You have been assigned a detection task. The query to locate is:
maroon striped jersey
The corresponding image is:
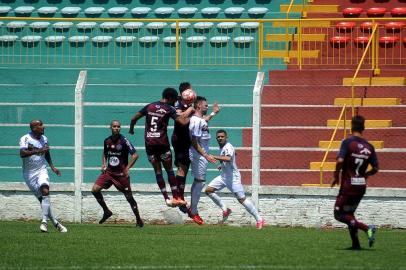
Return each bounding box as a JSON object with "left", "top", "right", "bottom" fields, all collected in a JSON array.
[{"left": 104, "top": 134, "right": 136, "bottom": 174}]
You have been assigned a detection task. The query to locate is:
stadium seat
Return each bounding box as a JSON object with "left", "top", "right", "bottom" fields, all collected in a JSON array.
[
  {"left": 37, "top": 7, "right": 58, "bottom": 16},
  {"left": 154, "top": 7, "right": 174, "bottom": 17},
  {"left": 138, "top": 36, "right": 159, "bottom": 46},
  {"left": 210, "top": 36, "right": 230, "bottom": 47},
  {"left": 115, "top": 36, "right": 136, "bottom": 43},
  {"left": 201, "top": 7, "right": 221, "bottom": 17},
  {"left": 329, "top": 36, "right": 350, "bottom": 47},
  {"left": 0, "top": 35, "right": 18, "bottom": 42},
  {"left": 29, "top": 22, "right": 50, "bottom": 31},
  {"left": 217, "top": 22, "right": 238, "bottom": 33},
  {"left": 7, "top": 21, "right": 27, "bottom": 31},
  {"left": 61, "top": 7, "right": 81, "bottom": 17},
  {"left": 44, "top": 35, "right": 66, "bottom": 44},
  {"left": 342, "top": 7, "right": 363, "bottom": 17},
  {"left": 53, "top": 22, "right": 74, "bottom": 31},
  {"left": 224, "top": 7, "right": 245, "bottom": 18},
  {"left": 131, "top": 7, "right": 151, "bottom": 17},
  {"left": 403, "top": 37, "right": 406, "bottom": 44},
  {"left": 21, "top": 35, "right": 42, "bottom": 43},
  {"left": 186, "top": 36, "right": 207, "bottom": 45},
  {"left": 233, "top": 36, "right": 255, "bottom": 48},
  {"left": 354, "top": 36, "right": 370, "bottom": 47},
  {"left": 99, "top": 22, "right": 121, "bottom": 31},
  {"left": 335, "top": 21, "right": 356, "bottom": 32},
  {"left": 123, "top": 22, "right": 144, "bottom": 31},
  {"left": 391, "top": 7, "right": 406, "bottom": 17},
  {"left": 379, "top": 36, "right": 399, "bottom": 47},
  {"left": 360, "top": 21, "right": 374, "bottom": 32},
  {"left": 108, "top": 7, "right": 128, "bottom": 17},
  {"left": 0, "top": 6, "right": 12, "bottom": 14},
  {"left": 85, "top": 7, "right": 105, "bottom": 16},
  {"left": 240, "top": 22, "right": 259, "bottom": 32},
  {"left": 177, "top": 7, "right": 198, "bottom": 17},
  {"left": 193, "top": 22, "right": 214, "bottom": 33},
  {"left": 77, "top": 22, "right": 97, "bottom": 31},
  {"left": 170, "top": 22, "right": 191, "bottom": 30},
  {"left": 385, "top": 22, "right": 405, "bottom": 32},
  {"left": 92, "top": 36, "right": 113, "bottom": 46},
  {"left": 68, "top": 36, "right": 90, "bottom": 44},
  {"left": 248, "top": 7, "right": 268, "bottom": 18},
  {"left": 163, "top": 36, "right": 182, "bottom": 45},
  {"left": 14, "top": 6, "right": 35, "bottom": 15},
  {"left": 367, "top": 7, "right": 386, "bottom": 17},
  {"left": 146, "top": 22, "right": 167, "bottom": 34}
]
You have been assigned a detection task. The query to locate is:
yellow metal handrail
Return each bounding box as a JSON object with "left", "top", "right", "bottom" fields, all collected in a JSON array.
[
  {"left": 284, "top": 0, "right": 296, "bottom": 62},
  {"left": 319, "top": 104, "right": 347, "bottom": 185},
  {"left": 350, "top": 23, "right": 379, "bottom": 116}
]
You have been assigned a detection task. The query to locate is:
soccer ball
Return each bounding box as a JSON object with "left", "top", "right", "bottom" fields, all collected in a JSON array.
[{"left": 181, "top": 89, "right": 196, "bottom": 105}]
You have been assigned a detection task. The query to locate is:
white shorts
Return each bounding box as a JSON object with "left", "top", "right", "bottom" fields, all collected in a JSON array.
[
  {"left": 190, "top": 153, "right": 208, "bottom": 181},
  {"left": 208, "top": 175, "right": 245, "bottom": 199},
  {"left": 24, "top": 169, "right": 50, "bottom": 198}
]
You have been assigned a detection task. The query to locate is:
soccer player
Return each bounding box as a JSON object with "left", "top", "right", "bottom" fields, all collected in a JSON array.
[
  {"left": 205, "top": 130, "right": 265, "bottom": 229},
  {"left": 331, "top": 115, "right": 379, "bottom": 249},
  {"left": 92, "top": 120, "right": 144, "bottom": 227},
  {"left": 172, "top": 82, "right": 220, "bottom": 213},
  {"left": 188, "top": 96, "right": 217, "bottom": 225},
  {"left": 129, "top": 87, "right": 193, "bottom": 207},
  {"left": 19, "top": 119, "right": 67, "bottom": 233}
]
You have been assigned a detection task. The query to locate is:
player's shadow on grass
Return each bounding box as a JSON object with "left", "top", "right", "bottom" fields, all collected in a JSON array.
[{"left": 337, "top": 247, "right": 375, "bottom": 251}]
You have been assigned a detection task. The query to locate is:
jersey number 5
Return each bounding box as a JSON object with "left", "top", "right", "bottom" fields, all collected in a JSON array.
[{"left": 150, "top": 116, "right": 158, "bottom": 132}]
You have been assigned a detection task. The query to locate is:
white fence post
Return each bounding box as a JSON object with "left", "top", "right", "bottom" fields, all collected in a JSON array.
[
  {"left": 74, "top": 70, "right": 87, "bottom": 223},
  {"left": 252, "top": 72, "right": 264, "bottom": 210}
]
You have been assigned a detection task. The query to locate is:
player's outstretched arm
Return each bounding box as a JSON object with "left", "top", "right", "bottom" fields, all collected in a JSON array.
[
  {"left": 213, "top": 155, "right": 231, "bottom": 162},
  {"left": 176, "top": 106, "right": 194, "bottom": 125},
  {"left": 204, "top": 102, "right": 220, "bottom": 122},
  {"left": 129, "top": 112, "right": 143, "bottom": 135}
]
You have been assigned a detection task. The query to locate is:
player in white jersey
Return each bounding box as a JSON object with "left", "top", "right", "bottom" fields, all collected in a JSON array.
[
  {"left": 205, "top": 130, "right": 265, "bottom": 229},
  {"left": 188, "top": 96, "right": 216, "bottom": 225},
  {"left": 19, "top": 119, "right": 67, "bottom": 233}
]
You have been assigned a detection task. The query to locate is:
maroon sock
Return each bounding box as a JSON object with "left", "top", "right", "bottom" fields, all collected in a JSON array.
[
  {"left": 341, "top": 213, "right": 369, "bottom": 232},
  {"left": 167, "top": 171, "right": 180, "bottom": 199},
  {"left": 176, "top": 175, "right": 186, "bottom": 200},
  {"left": 155, "top": 174, "right": 169, "bottom": 201}
]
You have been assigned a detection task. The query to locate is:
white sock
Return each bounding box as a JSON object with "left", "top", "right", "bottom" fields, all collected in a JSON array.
[
  {"left": 190, "top": 180, "right": 205, "bottom": 215},
  {"left": 242, "top": 199, "right": 261, "bottom": 222},
  {"left": 207, "top": 192, "right": 227, "bottom": 212},
  {"left": 41, "top": 196, "right": 58, "bottom": 226}
]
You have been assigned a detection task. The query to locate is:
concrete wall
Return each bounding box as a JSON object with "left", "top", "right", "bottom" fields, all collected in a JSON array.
[{"left": 1, "top": 183, "right": 405, "bottom": 228}]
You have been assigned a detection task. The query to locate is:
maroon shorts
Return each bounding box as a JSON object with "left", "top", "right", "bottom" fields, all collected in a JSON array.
[
  {"left": 145, "top": 144, "right": 172, "bottom": 163},
  {"left": 95, "top": 171, "right": 131, "bottom": 193},
  {"left": 334, "top": 191, "right": 365, "bottom": 214}
]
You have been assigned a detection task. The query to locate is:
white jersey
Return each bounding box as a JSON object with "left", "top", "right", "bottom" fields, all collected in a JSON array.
[
  {"left": 189, "top": 115, "right": 211, "bottom": 155},
  {"left": 19, "top": 133, "right": 48, "bottom": 176},
  {"left": 219, "top": 142, "right": 241, "bottom": 180}
]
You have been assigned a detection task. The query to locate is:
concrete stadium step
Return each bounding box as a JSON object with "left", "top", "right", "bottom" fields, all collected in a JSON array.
[
  {"left": 343, "top": 77, "right": 405, "bottom": 86},
  {"left": 242, "top": 128, "right": 406, "bottom": 148},
  {"left": 318, "top": 140, "right": 384, "bottom": 149},
  {"left": 242, "top": 170, "right": 406, "bottom": 188},
  {"left": 262, "top": 86, "right": 406, "bottom": 105},
  {"left": 236, "top": 149, "right": 406, "bottom": 170},
  {"left": 260, "top": 106, "right": 406, "bottom": 126},
  {"left": 327, "top": 119, "right": 392, "bottom": 128},
  {"left": 334, "top": 98, "right": 401, "bottom": 106},
  {"left": 262, "top": 50, "right": 320, "bottom": 59}
]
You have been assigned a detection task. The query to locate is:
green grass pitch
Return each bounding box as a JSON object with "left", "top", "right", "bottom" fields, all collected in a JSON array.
[{"left": 0, "top": 221, "right": 405, "bottom": 270}]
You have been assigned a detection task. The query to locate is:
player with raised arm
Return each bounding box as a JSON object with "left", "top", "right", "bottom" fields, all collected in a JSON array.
[
  {"left": 19, "top": 119, "right": 67, "bottom": 233},
  {"left": 188, "top": 96, "right": 217, "bottom": 225},
  {"left": 91, "top": 120, "right": 144, "bottom": 227},
  {"left": 129, "top": 87, "right": 193, "bottom": 207},
  {"left": 205, "top": 130, "right": 265, "bottom": 229},
  {"left": 331, "top": 115, "right": 379, "bottom": 250}
]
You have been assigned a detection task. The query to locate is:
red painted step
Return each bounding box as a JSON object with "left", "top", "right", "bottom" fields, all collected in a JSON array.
[
  {"left": 240, "top": 171, "right": 406, "bottom": 188},
  {"left": 242, "top": 128, "right": 406, "bottom": 148},
  {"left": 260, "top": 106, "right": 406, "bottom": 126},
  {"left": 262, "top": 86, "right": 406, "bottom": 105}
]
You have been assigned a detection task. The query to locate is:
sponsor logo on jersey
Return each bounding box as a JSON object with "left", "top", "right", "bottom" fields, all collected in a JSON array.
[{"left": 147, "top": 132, "right": 161, "bottom": 138}]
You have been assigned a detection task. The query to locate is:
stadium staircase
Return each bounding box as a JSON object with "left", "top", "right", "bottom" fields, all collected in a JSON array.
[{"left": 240, "top": 0, "right": 406, "bottom": 188}]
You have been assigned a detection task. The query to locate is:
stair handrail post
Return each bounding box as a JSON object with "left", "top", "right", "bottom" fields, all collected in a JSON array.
[
  {"left": 320, "top": 104, "right": 346, "bottom": 186},
  {"left": 175, "top": 20, "right": 180, "bottom": 70}
]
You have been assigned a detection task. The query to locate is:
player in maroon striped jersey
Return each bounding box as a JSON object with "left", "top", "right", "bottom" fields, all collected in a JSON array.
[
  {"left": 92, "top": 120, "right": 143, "bottom": 227},
  {"left": 331, "top": 115, "right": 379, "bottom": 249},
  {"left": 129, "top": 87, "right": 193, "bottom": 207}
]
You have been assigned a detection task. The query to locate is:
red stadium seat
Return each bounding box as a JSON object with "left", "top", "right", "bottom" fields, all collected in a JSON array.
[
  {"left": 385, "top": 22, "right": 405, "bottom": 32},
  {"left": 342, "top": 7, "right": 363, "bottom": 17},
  {"left": 330, "top": 36, "right": 350, "bottom": 48},
  {"left": 391, "top": 7, "right": 406, "bottom": 17},
  {"left": 403, "top": 37, "right": 406, "bottom": 44},
  {"left": 336, "top": 21, "right": 356, "bottom": 32},
  {"left": 354, "top": 36, "right": 371, "bottom": 46},
  {"left": 379, "top": 36, "right": 399, "bottom": 47},
  {"left": 367, "top": 7, "right": 387, "bottom": 17}
]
